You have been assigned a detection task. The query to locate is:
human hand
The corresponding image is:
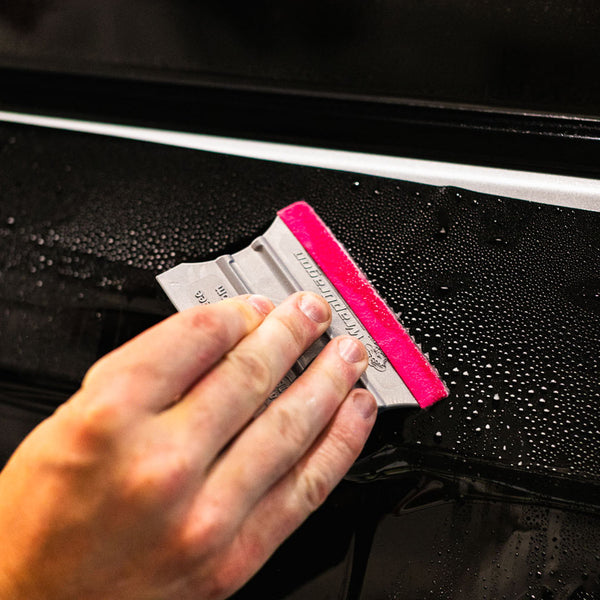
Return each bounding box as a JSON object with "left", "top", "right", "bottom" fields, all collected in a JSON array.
[{"left": 0, "top": 292, "right": 376, "bottom": 599}]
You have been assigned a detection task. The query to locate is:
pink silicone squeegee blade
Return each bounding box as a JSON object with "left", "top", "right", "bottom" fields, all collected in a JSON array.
[{"left": 278, "top": 201, "right": 448, "bottom": 408}]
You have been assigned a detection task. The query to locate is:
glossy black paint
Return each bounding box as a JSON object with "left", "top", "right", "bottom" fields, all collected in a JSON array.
[{"left": 1, "top": 123, "right": 598, "bottom": 598}]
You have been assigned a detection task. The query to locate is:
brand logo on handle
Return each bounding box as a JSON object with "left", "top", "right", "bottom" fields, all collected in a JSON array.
[{"left": 365, "top": 342, "right": 388, "bottom": 372}]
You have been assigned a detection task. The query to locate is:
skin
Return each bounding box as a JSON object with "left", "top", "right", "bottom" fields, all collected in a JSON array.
[{"left": 0, "top": 292, "right": 376, "bottom": 600}]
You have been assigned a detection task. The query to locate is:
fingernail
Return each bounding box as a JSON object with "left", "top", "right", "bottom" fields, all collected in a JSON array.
[
  {"left": 246, "top": 294, "right": 273, "bottom": 316},
  {"left": 338, "top": 337, "right": 366, "bottom": 363},
  {"left": 299, "top": 293, "right": 330, "bottom": 323},
  {"left": 353, "top": 390, "right": 377, "bottom": 419}
]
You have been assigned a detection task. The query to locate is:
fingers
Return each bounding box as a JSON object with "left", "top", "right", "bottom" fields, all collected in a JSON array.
[
  {"left": 163, "top": 292, "right": 332, "bottom": 458},
  {"left": 193, "top": 335, "right": 369, "bottom": 532},
  {"left": 82, "top": 295, "right": 274, "bottom": 412},
  {"left": 200, "top": 388, "right": 377, "bottom": 594}
]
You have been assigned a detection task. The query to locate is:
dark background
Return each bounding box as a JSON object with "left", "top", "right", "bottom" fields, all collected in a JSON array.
[{"left": 2, "top": 2, "right": 600, "bottom": 176}]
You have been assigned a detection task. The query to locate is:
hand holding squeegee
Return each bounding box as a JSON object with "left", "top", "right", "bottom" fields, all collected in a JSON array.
[{"left": 158, "top": 201, "right": 448, "bottom": 409}]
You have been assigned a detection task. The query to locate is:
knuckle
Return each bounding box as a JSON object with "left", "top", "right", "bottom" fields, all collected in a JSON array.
[
  {"left": 235, "top": 529, "right": 265, "bottom": 567},
  {"left": 297, "top": 425, "right": 362, "bottom": 514},
  {"left": 82, "top": 352, "right": 151, "bottom": 396},
  {"left": 325, "top": 424, "right": 363, "bottom": 461},
  {"left": 274, "top": 404, "right": 310, "bottom": 449},
  {"left": 205, "top": 573, "right": 235, "bottom": 600},
  {"left": 70, "top": 396, "right": 124, "bottom": 446},
  {"left": 81, "top": 354, "right": 111, "bottom": 390},
  {"left": 69, "top": 365, "right": 153, "bottom": 449},
  {"left": 158, "top": 456, "right": 193, "bottom": 500},
  {"left": 182, "top": 503, "right": 231, "bottom": 557},
  {"left": 119, "top": 466, "right": 156, "bottom": 505},
  {"left": 120, "top": 455, "right": 190, "bottom": 507},
  {"left": 84, "top": 360, "right": 157, "bottom": 410},
  {"left": 299, "top": 467, "right": 333, "bottom": 513},
  {"left": 186, "top": 307, "right": 221, "bottom": 338},
  {"left": 207, "top": 560, "right": 248, "bottom": 600},
  {"left": 226, "top": 349, "right": 273, "bottom": 398},
  {"left": 185, "top": 308, "right": 231, "bottom": 351}
]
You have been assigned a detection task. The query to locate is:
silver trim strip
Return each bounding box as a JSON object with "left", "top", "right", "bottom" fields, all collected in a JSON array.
[{"left": 1, "top": 110, "right": 598, "bottom": 211}]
